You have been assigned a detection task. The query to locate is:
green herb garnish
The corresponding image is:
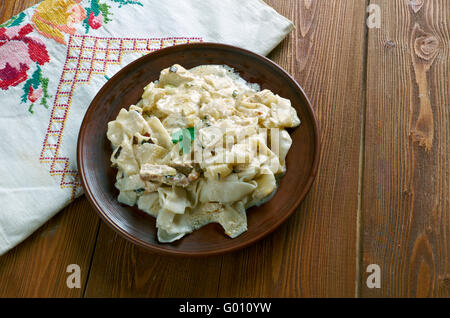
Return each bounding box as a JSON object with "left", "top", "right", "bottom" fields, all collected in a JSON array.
[
  {"left": 171, "top": 127, "right": 196, "bottom": 154},
  {"left": 134, "top": 188, "right": 145, "bottom": 194}
]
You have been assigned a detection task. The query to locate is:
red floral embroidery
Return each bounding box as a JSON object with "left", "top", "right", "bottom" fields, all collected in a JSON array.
[
  {"left": 88, "top": 11, "right": 103, "bottom": 29},
  {"left": 28, "top": 86, "right": 43, "bottom": 103},
  {"left": 0, "top": 24, "right": 50, "bottom": 90}
]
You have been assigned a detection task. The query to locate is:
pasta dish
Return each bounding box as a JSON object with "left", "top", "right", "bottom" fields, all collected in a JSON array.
[{"left": 106, "top": 64, "right": 300, "bottom": 242}]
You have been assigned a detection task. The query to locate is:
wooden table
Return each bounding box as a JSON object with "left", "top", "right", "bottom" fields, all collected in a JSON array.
[{"left": 0, "top": 0, "right": 448, "bottom": 298}]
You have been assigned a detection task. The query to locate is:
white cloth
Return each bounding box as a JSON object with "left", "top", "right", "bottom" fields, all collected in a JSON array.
[{"left": 0, "top": 0, "right": 294, "bottom": 255}]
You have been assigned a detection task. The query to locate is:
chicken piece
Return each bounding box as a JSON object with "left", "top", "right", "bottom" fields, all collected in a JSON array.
[
  {"left": 164, "top": 173, "right": 190, "bottom": 188},
  {"left": 169, "top": 162, "right": 194, "bottom": 175},
  {"left": 187, "top": 168, "right": 200, "bottom": 182},
  {"left": 140, "top": 164, "right": 177, "bottom": 183},
  {"left": 169, "top": 162, "right": 202, "bottom": 184},
  {"left": 159, "top": 64, "right": 195, "bottom": 87}
]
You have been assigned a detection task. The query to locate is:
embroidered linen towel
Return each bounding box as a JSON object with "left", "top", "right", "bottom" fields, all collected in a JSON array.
[{"left": 0, "top": 0, "right": 294, "bottom": 255}]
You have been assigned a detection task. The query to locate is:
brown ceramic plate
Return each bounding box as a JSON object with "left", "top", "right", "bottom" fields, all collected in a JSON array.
[{"left": 77, "top": 42, "right": 319, "bottom": 256}]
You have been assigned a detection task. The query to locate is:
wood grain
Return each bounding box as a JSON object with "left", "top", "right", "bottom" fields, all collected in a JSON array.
[
  {"left": 0, "top": 197, "right": 99, "bottom": 297},
  {"left": 84, "top": 225, "right": 223, "bottom": 297},
  {"left": 216, "top": 0, "right": 367, "bottom": 298},
  {"left": 362, "top": 0, "right": 449, "bottom": 297}
]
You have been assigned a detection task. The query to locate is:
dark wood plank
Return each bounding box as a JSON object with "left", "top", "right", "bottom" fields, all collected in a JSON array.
[
  {"left": 0, "top": 197, "right": 100, "bottom": 297},
  {"left": 217, "top": 0, "right": 367, "bottom": 297},
  {"left": 362, "top": 0, "right": 449, "bottom": 297},
  {"left": 84, "top": 224, "right": 222, "bottom": 297},
  {"left": 0, "top": 0, "right": 101, "bottom": 298}
]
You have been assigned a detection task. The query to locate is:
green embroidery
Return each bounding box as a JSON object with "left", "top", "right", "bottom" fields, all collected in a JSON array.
[
  {"left": 40, "top": 77, "right": 50, "bottom": 109},
  {"left": 83, "top": 8, "right": 92, "bottom": 33},
  {"left": 0, "top": 12, "right": 26, "bottom": 28},
  {"left": 21, "top": 64, "right": 51, "bottom": 114},
  {"left": 98, "top": 3, "right": 112, "bottom": 23},
  {"left": 111, "top": 0, "right": 144, "bottom": 8},
  {"left": 83, "top": 0, "right": 142, "bottom": 34}
]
